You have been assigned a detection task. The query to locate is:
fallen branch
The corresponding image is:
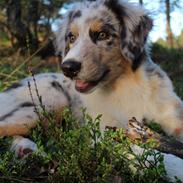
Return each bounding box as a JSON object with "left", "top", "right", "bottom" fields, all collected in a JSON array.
[{"left": 126, "top": 117, "right": 183, "bottom": 159}]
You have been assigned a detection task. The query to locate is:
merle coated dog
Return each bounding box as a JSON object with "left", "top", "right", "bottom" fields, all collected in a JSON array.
[{"left": 0, "top": 2, "right": 183, "bottom": 179}]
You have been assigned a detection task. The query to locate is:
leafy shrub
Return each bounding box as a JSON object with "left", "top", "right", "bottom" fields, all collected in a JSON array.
[
  {"left": 0, "top": 107, "right": 181, "bottom": 183},
  {"left": 152, "top": 43, "right": 183, "bottom": 99}
]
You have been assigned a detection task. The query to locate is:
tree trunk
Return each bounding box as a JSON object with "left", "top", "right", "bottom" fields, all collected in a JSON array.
[
  {"left": 165, "top": 0, "right": 174, "bottom": 48},
  {"left": 6, "top": 0, "right": 37, "bottom": 52},
  {"left": 139, "top": 0, "right": 143, "bottom": 5},
  {"left": 28, "top": 0, "right": 39, "bottom": 50}
]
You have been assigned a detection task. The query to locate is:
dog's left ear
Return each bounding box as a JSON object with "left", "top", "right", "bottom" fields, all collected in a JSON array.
[
  {"left": 121, "top": 15, "right": 153, "bottom": 70},
  {"left": 105, "top": 0, "right": 153, "bottom": 70}
]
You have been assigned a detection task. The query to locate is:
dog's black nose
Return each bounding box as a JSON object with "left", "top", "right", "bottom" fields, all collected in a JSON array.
[{"left": 61, "top": 60, "right": 81, "bottom": 78}]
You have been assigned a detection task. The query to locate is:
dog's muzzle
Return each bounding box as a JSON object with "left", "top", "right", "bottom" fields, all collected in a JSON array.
[
  {"left": 61, "top": 60, "right": 81, "bottom": 78},
  {"left": 75, "top": 69, "right": 110, "bottom": 93}
]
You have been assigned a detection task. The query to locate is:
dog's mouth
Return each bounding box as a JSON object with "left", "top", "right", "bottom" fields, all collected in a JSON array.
[{"left": 75, "top": 69, "right": 110, "bottom": 93}]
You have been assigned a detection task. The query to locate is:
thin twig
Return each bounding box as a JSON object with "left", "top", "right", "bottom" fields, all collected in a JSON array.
[
  {"left": 27, "top": 80, "right": 41, "bottom": 121},
  {"left": 0, "top": 176, "right": 35, "bottom": 183}
]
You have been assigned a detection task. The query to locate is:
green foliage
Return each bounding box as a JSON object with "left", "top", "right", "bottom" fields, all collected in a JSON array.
[
  {"left": 0, "top": 31, "right": 9, "bottom": 45},
  {"left": 152, "top": 43, "right": 183, "bottom": 99},
  {"left": 156, "top": 30, "right": 183, "bottom": 49},
  {"left": 0, "top": 107, "right": 181, "bottom": 183},
  {"left": 147, "top": 121, "right": 164, "bottom": 134}
]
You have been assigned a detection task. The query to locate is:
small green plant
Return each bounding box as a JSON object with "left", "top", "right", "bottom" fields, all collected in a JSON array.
[
  {"left": 147, "top": 120, "right": 165, "bottom": 134},
  {"left": 0, "top": 107, "right": 181, "bottom": 183}
]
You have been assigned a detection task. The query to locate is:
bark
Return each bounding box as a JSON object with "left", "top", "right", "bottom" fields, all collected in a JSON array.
[
  {"left": 165, "top": 0, "right": 174, "bottom": 48},
  {"left": 28, "top": 0, "right": 39, "bottom": 49},
  {"left": 126, "top": 117, "right": 183, "bottom": 159},
  {"left": 6, "top": 0, "right": 38, "bottom": 52},
  {"left": 139, "top": 0, "right": 143, "bottom": 5}
]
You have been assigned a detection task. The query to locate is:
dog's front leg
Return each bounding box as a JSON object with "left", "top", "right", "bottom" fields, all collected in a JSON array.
[{"left": 154, "top": 97, "right": 183, "bottom": 142}]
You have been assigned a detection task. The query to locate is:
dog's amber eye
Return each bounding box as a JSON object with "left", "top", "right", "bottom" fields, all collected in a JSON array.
[
  {"left": 68, "top": 32, "right": 76, "bottom": 44},
  {"left": 97, "top": 31, "right": 108, "bottom": 40}
]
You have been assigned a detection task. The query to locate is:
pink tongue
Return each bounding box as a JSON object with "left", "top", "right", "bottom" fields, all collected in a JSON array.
[{"left": 76, "top": 80, "right": 90, "bottom": 89}]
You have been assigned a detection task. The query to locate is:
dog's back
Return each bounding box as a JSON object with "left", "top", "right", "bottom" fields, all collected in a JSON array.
[{"left": 0, "top": 73, "right": 72, "bottom": 135}]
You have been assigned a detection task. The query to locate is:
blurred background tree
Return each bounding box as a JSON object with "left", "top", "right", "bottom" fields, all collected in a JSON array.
[
  {"left": 0, "top": 0, "right": 71, "bottom": 53},
  {"left": 0, "top": 0, "right": 183, "bottom": 98},
  {"left": 0, "top": 0, "right": 182, "bottom": 53},
  {"left": 139, "top": 0, "right": 143, "bottom": 5},
  {"left": 165, "top": 0, "right": 174, "bottom": 48},
  {"left": 160, "top": 0, "right": 181, "bottom": 48}
]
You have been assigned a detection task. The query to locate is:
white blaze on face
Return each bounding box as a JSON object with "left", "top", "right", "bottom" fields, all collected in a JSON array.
[{"left": 62, "top": 36, "right": 86, "bottom": 64}]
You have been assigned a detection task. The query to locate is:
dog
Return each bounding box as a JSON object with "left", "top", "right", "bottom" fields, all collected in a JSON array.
[
  {"left": 0, "top": 1, "right": 183, "bottom": 178},
  {"left": 56, "top": 0, "right": 183, "bottom": 140}
]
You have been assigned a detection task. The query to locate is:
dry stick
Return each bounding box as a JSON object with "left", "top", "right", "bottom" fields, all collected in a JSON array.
[
  {"left": 126, "top": 117, "right": 183, "bottom": 159},
  {"left": 4, "top": 39, "right": 52, "bottom": 82},
  {"left": 28, "top": 69, "right": 52, "bottom": 124},
  {"left": 16, "top": 69, "right": 28, "bottom": 76},
  {"left": 3, "top": 80, "right": 19, "bottom": 87},
  {"left": 27, "top": 81, "right": 40, "bottom": 119},
  {"left": 0, "top": 73, "right": 17, "bottom": 78},
  {"left": 0, "top": 176, "right": 35, "bottom": 183}
]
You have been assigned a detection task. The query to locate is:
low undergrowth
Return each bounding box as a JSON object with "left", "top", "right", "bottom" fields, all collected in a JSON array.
[{"left": 0, "top": 107, "right": 182, "bottom": 183}]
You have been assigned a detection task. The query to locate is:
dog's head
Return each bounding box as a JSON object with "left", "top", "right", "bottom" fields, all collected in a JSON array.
[{"left": 55, "top": 0, "right": 152, "bottom": 93}]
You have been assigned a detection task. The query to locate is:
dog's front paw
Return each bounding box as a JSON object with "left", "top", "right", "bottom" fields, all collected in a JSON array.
[{"left": 11, "top": 136, "right": 38, "bottom": 158}]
